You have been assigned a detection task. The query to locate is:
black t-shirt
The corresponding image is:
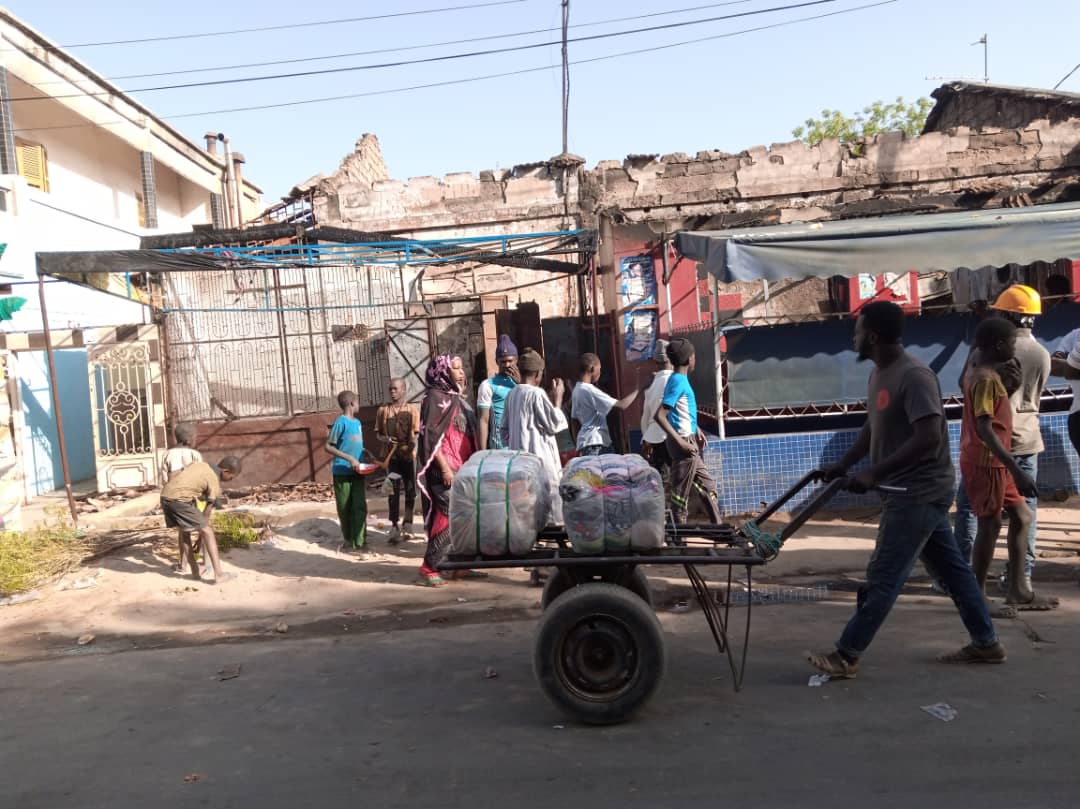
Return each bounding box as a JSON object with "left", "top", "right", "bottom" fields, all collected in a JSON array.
[{"left": 867, "top": 351, "right": 954, "bottom": 504}]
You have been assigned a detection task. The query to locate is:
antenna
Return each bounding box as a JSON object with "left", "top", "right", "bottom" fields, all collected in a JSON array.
[
  {"left": 925, "top": 34, "right": 989, "bottom": 84},
  {"left": 971, "top": 33, "right": 988, "bottom": 83}
]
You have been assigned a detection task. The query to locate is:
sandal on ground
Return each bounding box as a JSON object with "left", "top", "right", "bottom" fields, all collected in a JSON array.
[
  {"left": 986, "top": 599, "right": 1018, "bottom": 619},
  {"left": 805, "top": 649, "right": 859, "bottom": 679},
  {"left": 937, "top": 642, "right": 1006, "bottom": 664},
  {"left": 418, "top": 573, "right": 447, "bottom": 587},
  {"left": 1005, "top": 593, "right": 1060, "bottom": 611}
]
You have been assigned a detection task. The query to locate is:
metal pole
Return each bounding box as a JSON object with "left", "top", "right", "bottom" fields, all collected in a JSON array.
[
  {"left": 560, "top": 0, "right": 570, "bottom": 155},
  {"left": 37, "top": 273, "right": 79, "bottom": 525},
  {"left": 661, "top": 233, "right": 673, "bottom": 334}
]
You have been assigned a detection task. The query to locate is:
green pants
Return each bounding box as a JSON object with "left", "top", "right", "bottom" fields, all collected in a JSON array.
[{"left": 333, "top": 475, "right": 368, "bottom": 549}]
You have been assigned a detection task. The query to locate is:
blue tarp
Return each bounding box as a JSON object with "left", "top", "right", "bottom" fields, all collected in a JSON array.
[{"left": 724, "top": 303, "right": 1080, "bottom": 410}]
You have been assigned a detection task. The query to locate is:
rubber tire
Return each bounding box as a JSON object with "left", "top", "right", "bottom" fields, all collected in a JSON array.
[
  {"left": 533, "top": 582, "right": 666, "bottom": 725},
  {"left": 621, "top": 566, "right": 654, "bottom": 609},
  {"left": 540, "top": 566, "right": 654, "bottom": 611},
  {"left": 540, "top": 569, "right": 577, "bottom": 610}
]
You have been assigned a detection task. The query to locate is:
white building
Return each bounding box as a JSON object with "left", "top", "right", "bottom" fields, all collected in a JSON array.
[{"left": 0, "top": 8, "right": 264, "bottom": 518}]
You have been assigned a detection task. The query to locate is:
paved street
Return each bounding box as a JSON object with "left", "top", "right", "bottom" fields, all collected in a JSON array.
[{"left": 4, "top": 591, "right": 1078, "bottom": 809}]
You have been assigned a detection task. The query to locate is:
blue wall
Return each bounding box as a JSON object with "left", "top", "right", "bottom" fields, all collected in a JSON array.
[
  {"left": 704, "top": 413, "right": 1079, "bottom": 516},
  {"left": 19, "top": 350, "right": 96, "bottom": 497}
]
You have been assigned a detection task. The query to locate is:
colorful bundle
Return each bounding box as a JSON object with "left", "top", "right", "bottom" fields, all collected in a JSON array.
[{"left": 559, "top": 454, "right": 665, "bottom": 554}]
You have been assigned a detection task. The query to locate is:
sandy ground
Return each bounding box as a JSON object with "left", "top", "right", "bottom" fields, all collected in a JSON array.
[{"left": 1, "top": 497, "right": 1077, "bottom": 663}]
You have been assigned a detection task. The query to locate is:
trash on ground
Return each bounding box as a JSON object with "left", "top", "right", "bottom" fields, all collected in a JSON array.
[
  {"left": 484, "top": 666, "right": 498, "bottom": 679},
  {"left": 57, "top": 571, "right": 101, "bottom": 591},
  {"left": 921, "top": 703, "right": 958, "bottom": 722},
  {"left": 808, "top": 673, "right": 831, "bottom": 687},
  {"left": 217, "top": 664, "right": 242, "bottom": 681},
  {"left": 0, "top": 589, "right": 42, "bottom": 606},
  {"left": 76, "top": 633, "right": 96, "bottom": 646},
  {"left": 275, "top": 621, "right": 289, "bottom": 633},
  {"left": 183, "top": 773, "right": 205, "bottom": 783}
]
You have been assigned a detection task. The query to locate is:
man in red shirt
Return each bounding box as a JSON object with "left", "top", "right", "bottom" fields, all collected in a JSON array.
[{"left": 961, "top": 318, "right": 1057, "bottom": 612}]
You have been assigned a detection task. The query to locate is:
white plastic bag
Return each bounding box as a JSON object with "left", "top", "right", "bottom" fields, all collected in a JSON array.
[
  {"left": 559, "top": 454, "right": 665, "bottom": 554},
  {"left": 449, "top": 450, "right": 551, "bottom": 556}
]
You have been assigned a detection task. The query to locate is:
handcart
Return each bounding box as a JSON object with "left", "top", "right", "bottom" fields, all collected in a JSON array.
[{"left": 439, "top": 471, "right": 898, "bottom": 725}]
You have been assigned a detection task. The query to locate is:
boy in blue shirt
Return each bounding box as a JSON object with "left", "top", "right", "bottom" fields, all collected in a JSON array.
[
  {"left": 326, "top": 390, "right": 368, "bottom": 553},
  {"left": 653, "top": 338, "right": 721, "bottom": 524}
]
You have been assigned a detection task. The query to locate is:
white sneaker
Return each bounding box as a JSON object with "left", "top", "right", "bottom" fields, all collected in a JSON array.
[
  {"left": 387, "top": 525, "right": 401, "bottom": 545},
  {"left": 402, "top": 524, "right": 416, "bottom": 541}
]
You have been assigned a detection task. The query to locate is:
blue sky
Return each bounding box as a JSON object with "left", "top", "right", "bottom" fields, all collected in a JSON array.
[{"left": 8, "top": 0, "right": 1079, "bottom": 201}]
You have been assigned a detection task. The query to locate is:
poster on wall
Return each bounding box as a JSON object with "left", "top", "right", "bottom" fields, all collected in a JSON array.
[
  {"left": 620, "top": 255, "right": 658, "bottom": 361},
  {"left": 623, "top": 310, "right": 657, "bottom": 362},
  {"left": 619, "top": 256, "right": 657, "bottom": 308}
]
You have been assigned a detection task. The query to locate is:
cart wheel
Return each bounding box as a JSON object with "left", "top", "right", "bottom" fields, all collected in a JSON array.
[
  {"left": 541, "top": 567, "right": 654, "bottom": 611},
  {"left": 540, "top": 569, "right": 577, "bottom": 610},
  {"left": 619, "top": 566, "right": 654, "bottom": 609},
  {"left": 533, "top": 582, "right": 666, "bottom": 725}
]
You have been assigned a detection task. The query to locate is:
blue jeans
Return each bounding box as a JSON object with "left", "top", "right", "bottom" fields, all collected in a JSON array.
[
  {"left": 954, "top": 454, "right": 1037, "bottom": 578},
  {"left": 837, "top": 500, "right": 998, "bottom": 660}
]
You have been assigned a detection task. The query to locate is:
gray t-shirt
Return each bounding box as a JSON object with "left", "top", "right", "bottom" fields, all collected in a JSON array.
[
  {"left": 571, "top": 382, "right": 616, "bottom": 449},
  {"left": 867, "top": 351, "right": 954, "bottom": 504},
  {"left": 1010, "top": 328, "right": 1049, "bottom": 456}
]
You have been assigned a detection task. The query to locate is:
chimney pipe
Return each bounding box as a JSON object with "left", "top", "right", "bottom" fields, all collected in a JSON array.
[
  {"left": 231, "top": 151, "right": 247, "bottom": 229},
  {"left": 204, "top": 132, "right": 218, "bottom": 155},
  {"left": 217, "top": 133, "right": 237, "bottom": 229}
]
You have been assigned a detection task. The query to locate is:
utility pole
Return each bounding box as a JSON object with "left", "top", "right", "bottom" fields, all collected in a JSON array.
[
  {"left": 560, "top": 0, "right": 570, "bottom": 155},
  {"left": 972, "top": 34, "right": 988, "bottom": 83}
]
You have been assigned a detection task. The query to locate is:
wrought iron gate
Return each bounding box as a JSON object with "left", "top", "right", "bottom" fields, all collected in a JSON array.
[{"left": 87, "top": 325, "right": 165, "bottom": 491}]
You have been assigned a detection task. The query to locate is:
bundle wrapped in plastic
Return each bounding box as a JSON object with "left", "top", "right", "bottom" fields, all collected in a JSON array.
[
  {"left": 559, "top": 454, "right": 665, "bottom": 554},
  {"left": 449, "top": 450, "right": 551, "bottom": 556}
]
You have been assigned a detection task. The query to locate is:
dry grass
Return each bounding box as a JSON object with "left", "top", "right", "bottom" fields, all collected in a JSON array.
[
  {"left": 0, "top": 512, "right": 91, "bottom": 597},
  {"left": 211, "top": 511, "right": 270, "bottom": 552}
]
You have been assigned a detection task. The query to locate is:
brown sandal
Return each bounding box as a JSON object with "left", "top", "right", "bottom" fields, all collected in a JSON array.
[
  {"left": 805, "top": 649, "right": 859, "bottom": 679},
  {"left": 937, "top": 642, "right": 1007, "bottom": 664}
]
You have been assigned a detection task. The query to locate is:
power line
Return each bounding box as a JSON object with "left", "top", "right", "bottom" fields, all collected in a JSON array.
[
  {"left": 31, "top": 1, "right": 755, "bottom": 85},
  {"left": 1054, "top": 62, "right": 1080, "bottom": 91},
  {"left": 12, "top": 1, "right": 898, "bottom": 133},
  {"left": 53, "top": 1, "right": 528, "bottom": 49},
  {"left": 8, "top": 0, "right": 845, "bottom": 103}
]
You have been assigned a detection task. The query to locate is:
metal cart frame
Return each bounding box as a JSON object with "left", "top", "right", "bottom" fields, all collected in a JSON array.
[{"left": 440, "top": 472, "right": 859, "bottom": 724}]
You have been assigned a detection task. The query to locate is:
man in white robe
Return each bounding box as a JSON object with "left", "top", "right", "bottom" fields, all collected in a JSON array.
[{"left": 500, "top": 349, "right": 567, "bottom": 526}]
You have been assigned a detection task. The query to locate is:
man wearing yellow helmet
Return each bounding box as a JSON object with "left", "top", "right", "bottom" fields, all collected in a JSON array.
[{"left": 953, "top": 285, "right": 1050, "bottom": 590}]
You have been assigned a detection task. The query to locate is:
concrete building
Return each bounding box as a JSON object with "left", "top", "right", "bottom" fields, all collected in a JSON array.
[
  {"left": 0, "top": 8, "right": 263, "bottom": 520},
  {"left": 284, "top": 86, "right": 1080, "bottom": 512}
]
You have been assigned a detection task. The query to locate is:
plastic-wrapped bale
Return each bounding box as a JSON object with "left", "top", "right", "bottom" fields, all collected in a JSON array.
[
  {"left": 560, "top": 454, "right": 665, "bottom": 554},
  {"left": 449, "top": 450, "right": 551, "bottom": 556}
]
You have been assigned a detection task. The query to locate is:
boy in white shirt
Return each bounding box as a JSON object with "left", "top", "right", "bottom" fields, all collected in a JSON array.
[{"left": 571, "top": 353, "right": 639, "bottom": 455}]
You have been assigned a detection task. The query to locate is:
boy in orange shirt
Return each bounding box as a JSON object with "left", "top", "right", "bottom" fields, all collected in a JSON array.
[{"left": 961, "top": 318, "right": 1057, "bottom": 612}]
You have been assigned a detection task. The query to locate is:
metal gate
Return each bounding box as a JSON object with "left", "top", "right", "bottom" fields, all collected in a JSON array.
[
  {"left": 385, "top": 317, "right": 432, "bottom": 404},
  {"left": 87, "top": 325, "right": 165, "bottom": 491},
  {"left": 162, "top": 264, "right": 405, "bottom": 421}
]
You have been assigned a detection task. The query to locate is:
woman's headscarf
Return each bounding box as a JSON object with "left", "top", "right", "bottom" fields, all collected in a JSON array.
[{"left": 425, "top": 354, "right": 460, "bottom": 394}]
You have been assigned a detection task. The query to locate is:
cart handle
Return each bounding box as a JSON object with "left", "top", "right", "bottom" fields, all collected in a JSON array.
[{"left": 741, "top": 474, "right": 907, "bottom": 560}]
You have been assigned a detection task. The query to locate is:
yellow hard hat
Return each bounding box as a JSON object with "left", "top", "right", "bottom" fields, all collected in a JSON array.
[{"left": 991, "top": 284, "right": 1042, "bottom": 315}]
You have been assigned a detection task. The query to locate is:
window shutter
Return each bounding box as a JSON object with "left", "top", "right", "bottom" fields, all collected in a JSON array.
[{"left": 15, "top": 141, "right": 49, "bottom": 192}]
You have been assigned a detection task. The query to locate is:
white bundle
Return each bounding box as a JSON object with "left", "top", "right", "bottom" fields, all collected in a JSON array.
[
  {"left": 559, "top": 454, "right": 665, "bottom": 554},
  {"left": 449, "top": 450, "right": 551, "bottom": 556}
]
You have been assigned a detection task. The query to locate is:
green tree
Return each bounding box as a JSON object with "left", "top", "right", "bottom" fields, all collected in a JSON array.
[{"left": 792, "top": 96, "right": 934, "bottom": 145}]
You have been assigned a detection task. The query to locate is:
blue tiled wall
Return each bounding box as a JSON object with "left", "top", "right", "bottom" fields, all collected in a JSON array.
[{"left": 705, "top": 413, "right": 1079, "bottom": 516}]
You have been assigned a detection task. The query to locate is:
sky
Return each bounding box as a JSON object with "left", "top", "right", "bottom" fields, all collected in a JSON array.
[{"left": 7, "top": 0, "right": 1079, "bottom": 202}]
